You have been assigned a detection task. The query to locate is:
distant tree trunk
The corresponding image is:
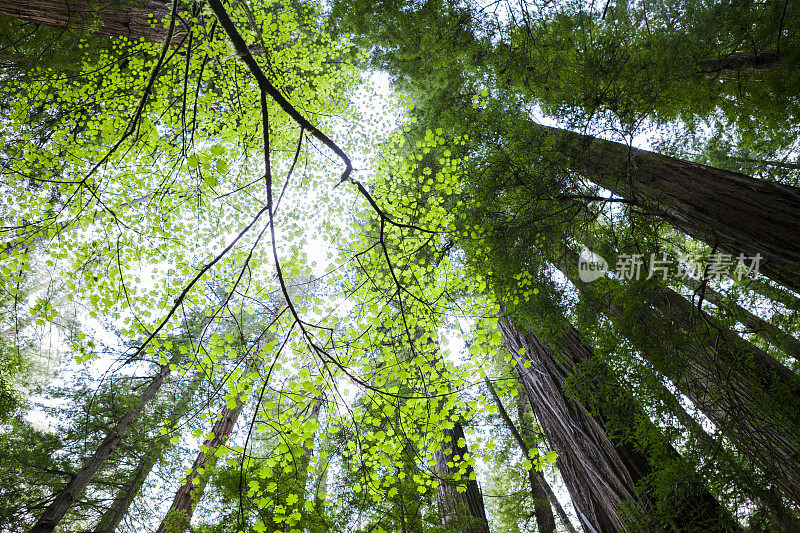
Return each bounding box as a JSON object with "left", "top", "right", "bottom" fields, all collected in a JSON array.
[
  {"left": 308, "top": 432, "right": 332, "bottom": 529},
  {"left": 94, "top": 457, "right": 151, "bottom": 533},
  {"left": 699, "top": 51, "right": 781, "bottom": 73},
  {"left": 156, "top": 349, "right": 266, "bottom": 533},
  {"left": 389, "top": 439, "right": 424, "bottom": 533},
  {"left": 557, "top": 250, "right": 800, "bottom": 506},
  {"left": 740, "top": 277, "right": 800, "bottom": 312},
  {"left": 483, "top": 378, "right": 567, "bottom": 533},
  {"left": 629, "top": 366, "right": 800, "bottom": 532},
  {"left": 0, "top": 312, "right": 38, "bottom": 338},
  {"left": 292, "top": 396, "right": 325, "bottom": 516},
  {"left": 522, "top": 120, "right": 800, "bottom": 292},
  {"left": 433, "top": 421, "right": 491, "bottom": 533},
  {"left": 516, "top": 393, "right": 582, "bottom": 533},
  {"left": 683, "top": 276, "right": 800, "bottom": 359},
  {"left": 93, "top": 372, "right": 204, "bottom": 533},
  {"left": 31, "top": 346, "right": 197, "bottom": 533},
  {"left": 156, "top": 395, "right": 243, "bottom": 533},
  {"left": 498, "top": 314, "right": 737, "bottom": 532},
  {"left": 417, "top": 331, "right": 490, "bottom": 533},
  {"left": 0, "top": 0, "right": 188, "bottom": 43}
]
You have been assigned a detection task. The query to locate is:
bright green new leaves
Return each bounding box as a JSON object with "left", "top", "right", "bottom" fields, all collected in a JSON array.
[{"left": 0, "top": 0, "right": 358, "bottom": 346}]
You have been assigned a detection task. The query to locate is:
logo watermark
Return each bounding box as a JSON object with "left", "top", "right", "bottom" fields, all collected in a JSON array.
[
  {"left": 579, "top": 250, "right": 762, "bottom": 282},
  {"left": 578, "top": 249, "right": 609, "bottom": 282}
]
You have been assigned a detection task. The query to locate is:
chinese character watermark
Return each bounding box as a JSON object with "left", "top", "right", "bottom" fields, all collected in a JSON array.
[{"left": 578, "top": 249, "right": 762, "bottom": 282}]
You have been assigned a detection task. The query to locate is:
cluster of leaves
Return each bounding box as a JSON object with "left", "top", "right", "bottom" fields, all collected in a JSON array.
[{"left": 2, "top": 0, "right": 800, "bottom": 531}]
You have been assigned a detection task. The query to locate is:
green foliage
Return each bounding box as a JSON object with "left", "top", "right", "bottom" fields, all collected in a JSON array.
[
  {"left": 1, "top": 0, "right": 799, "bottom": 531},
  {"left": 497, "top": 1, "right": 800, "bottom": 140},
  {"left": 0, "top": 417, "right": 70, "bottom": 531},
  {"left": 0, "top": 338, "right": 25, "bottom": 421}
]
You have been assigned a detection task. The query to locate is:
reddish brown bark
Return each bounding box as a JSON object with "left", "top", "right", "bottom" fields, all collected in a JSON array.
[
  {"left": 94, "top": 372, "right": 204, "bottom": 533},
  {"left": 415, "top": 330, "right": 490, "bottom": 533},
  {"left": 523, "top": 121, "right": 800, "bottom": 292},
  {"left": 32, "top": 353, "right": 184, "bottom": 533},
  {"left": 156, "top": 399, "right": 243, "bottom": 533},
  {"left": 156, "top": 354, "right": 263, "bottom": 533},
  {"left": 0, "top": 0, "right": 188, "bottom": 43},
  {"left": 31, "top": 316, "right": 214, "bottom": 533},
  {"left": 557, "top": 250, "right": 800, "bottom": 506},
  {"left": 433, "top": 422, "right": 491, "bottom": 533},
  {"left": 498, "top": 315, "right": 737, "bottom": 532}
]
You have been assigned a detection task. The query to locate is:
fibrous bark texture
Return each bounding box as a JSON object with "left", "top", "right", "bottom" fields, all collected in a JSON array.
[
  {"left": 558, "top": 249, "right": 800, "bottom": 506},
  {"left": 498, "top": 315, "right": 736, "bottom": 532},
  {"left": 521, "top": 120, "right": 800, "bottom": 292},
  {"left": 433, "top": 422, "right": 491, "bottom": 533},
  {"left": 0, "top": 0, "right": 188, "bottom": 43}
]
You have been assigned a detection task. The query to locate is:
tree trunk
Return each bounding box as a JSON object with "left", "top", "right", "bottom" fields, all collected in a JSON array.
[
  {"left": 298, "top": 397, "right": 324, "bottom": 473},
  {"left": 627, "top": 365, "right": 800, "bottom": 532},
  {"left": 93, "top": 372, "right": 204, "bottom": 533},
  {"left": 156, "top": 395, "right": 242, "bottom": 533},
  {"left": 156, "top": 351, "right": 265, "bottom": 533},
  {"left": 31, "top": 349, "right": 190, "bottom": 533},
  {"left": 290, "top": 395, "right": 324, "bottom": 530},
  {"left": 0, "top": 0, "right": 188, "bottom": 43},
  {"left": 483, "top": 378, "right": 567, "bottom": 533},
  {"left": 557, "top": 249, "right": 800, "bottom": 506},
  {"left": 416, "top": 331, "right": 490, "bottom": 533},
  {"left": 433, "top": 421, "right": 491, "bottom": 533},
  {"left": 498, "top": 314, "right": 738, "bottom": 532},
  {"left": 683, "top": 276, "right": 800, "bottom": 359},
  {"left": 740, "top": 276, "right": 800, "bottom": 312},
  {"left": 522, "top": 120, "right": 800, "bottom": 292},
  {"left": 397, "top": 442, "right": 425, "bottom": 532},
  {"left": 698, "top": 51, "right": 781, "bottom": 73}
]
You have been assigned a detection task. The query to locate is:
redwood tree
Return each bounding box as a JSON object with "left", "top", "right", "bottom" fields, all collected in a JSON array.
[
  {"left": 433, "top": 421, "right": 491, "bottom": 533},
  {"left": 0, "top": 0, "right": 188, "bottom": 43},
  {"left": 556, "top": 248, "right": 800, "bottom": 506},
  {"left": 156, "top": 339, "right": 271, "bottom": 533},
  {"left": 498, "top": 313, "right": 737, "bottom": 532}
]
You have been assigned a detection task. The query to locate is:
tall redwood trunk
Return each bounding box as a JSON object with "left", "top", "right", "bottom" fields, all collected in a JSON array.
[
  {"left": 0, "top": 0, "right": 188, "bottom": 43},
  {"left": 558, "top": 250, "right": 800, "bottom": 505},
  {"left": 484, "top": 378, "right": 564, "bottom": 533},
  {"left": 156, "top": 351, "right": 265, "bottom": 533},
  {"left": 32, "top": 355, "right": 181, "bottom": 532},
  {"left": 498, "top": 315, "right": 736, "bottom": 532},
  {"left": 156, "top": 395, "right": 243, "bottom": 533},
  {"left": 433, "top": 421, "right": 491, "bottom": 533},
  {"left": 682, "top": 276, "right": 800, "bottom": 359},
  {"left": 741, "top": 277, "right": 800, "bottom": 311},
  {"left": 627, "top": 364, "right": 800, "bottom": 532},
  {"left": 522, "top": 120, "right": 800, "bottom": 292},
  {"left": 94, "top": 372, "right": 204, "bottom": 532},
  {"left": 31, "top": 316, "right": 213, "bottom": 533},
  {"left": 416, "top": 331, "right": 490, "bottom": 533}
]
